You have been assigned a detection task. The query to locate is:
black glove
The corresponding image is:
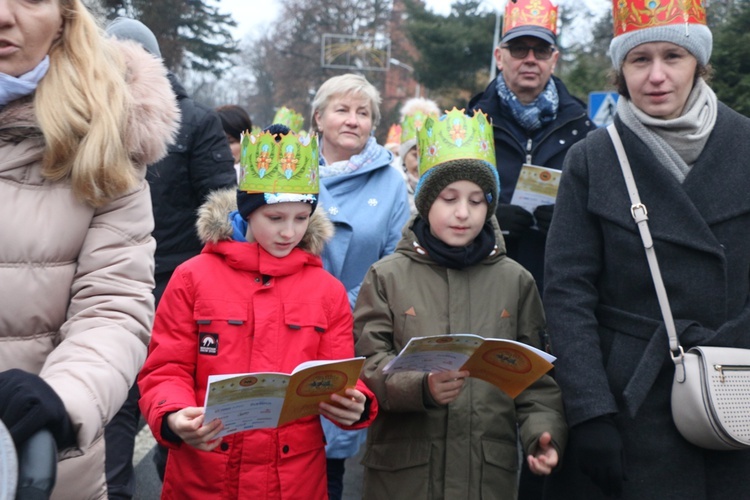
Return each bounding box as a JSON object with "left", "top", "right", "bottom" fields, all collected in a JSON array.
[
  {"left": 533, "top": 204, "right": 554, "bottom": 236},
  {"left": 496, "top": 203, "right": 534, "bottom": 238},
  {"left": 0, "top": 369, "right": 76, "bottom": 450},
  {"left": 569, "top": 415, "right": 625, "bottom": 498}
]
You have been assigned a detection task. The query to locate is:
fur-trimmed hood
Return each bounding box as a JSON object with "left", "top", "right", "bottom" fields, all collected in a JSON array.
[
  {"left": 115, "top": 39, "right": 180, "bottom": 169},
  {"left": 196, "top": 188, "right": 334, "bottom": 256},
  {"left": 0, "top": 39, "right": 179, "bottom": 171}
]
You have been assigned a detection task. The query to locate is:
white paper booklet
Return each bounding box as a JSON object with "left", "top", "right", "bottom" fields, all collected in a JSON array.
[{"left": 510, "top": 164, "right": 562, "bottom": 214}]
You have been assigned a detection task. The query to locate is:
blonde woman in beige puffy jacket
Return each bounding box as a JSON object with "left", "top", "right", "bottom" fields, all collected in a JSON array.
[{"left": 0, "top": 0, "right": 179, "bottom": 498}]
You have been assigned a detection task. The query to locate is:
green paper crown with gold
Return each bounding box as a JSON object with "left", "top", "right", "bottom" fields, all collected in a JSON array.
[
  {"left": 401, "top": 110, "right": 438, "bottom": 144},
  {"left": 417, "top": 107, "right": 496, "bottom": 176},
  {"left": 272, "top": 106, "right": 305, "bottom": 133},
  {"left": 239, "top": 131, "right": 319, "bottom": 195}
]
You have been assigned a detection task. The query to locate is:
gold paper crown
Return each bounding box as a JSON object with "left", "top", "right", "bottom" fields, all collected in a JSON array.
[
  {"left": 239, "top": 131, "right": 319, "bottom": 195},
  {"left": 401, "top": 110, "right": 438, "bottom": 144},
  {"left": 417, "top": 108, "right": 496, "bottom": 177},
  {"left": 503, "top": 0, "right": 559, "bottom": 36},
  {"left": 385, "top": 124, "right": 402, "bottom": 146},
  {"left": 272, "top": 106, "right": 305, "bottom": 133},
  {"left": 612, "top": 0, "right": 707, "bottom": 37}
]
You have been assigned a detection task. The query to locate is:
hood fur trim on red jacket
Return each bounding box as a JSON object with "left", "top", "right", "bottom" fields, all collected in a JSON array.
[{"left": 196, "top": 188, "right": 334, "bottom": 256}]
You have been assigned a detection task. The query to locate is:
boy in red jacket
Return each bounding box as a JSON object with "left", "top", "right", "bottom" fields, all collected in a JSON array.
[{"left": 138, "top": 125, "right": 377, "bottom": 499}]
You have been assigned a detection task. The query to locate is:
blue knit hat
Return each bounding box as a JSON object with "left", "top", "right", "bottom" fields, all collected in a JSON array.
[{"left": 105, "top": 17, "right": 162, "bottom": 58}]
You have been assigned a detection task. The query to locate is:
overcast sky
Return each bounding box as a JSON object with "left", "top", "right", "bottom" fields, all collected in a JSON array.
[
  {"left": 218, "top": 0, "right": 466, "bottom": 40},
  {"left": 217, "top": 1, "right": 609, "bottom": 44}
]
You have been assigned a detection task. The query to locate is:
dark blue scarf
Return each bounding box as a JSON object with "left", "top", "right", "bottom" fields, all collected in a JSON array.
[{"left": 496, "top": 73, "right": 559, "bottom": 132}]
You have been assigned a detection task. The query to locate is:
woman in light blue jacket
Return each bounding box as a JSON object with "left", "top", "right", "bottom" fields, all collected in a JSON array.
[{"left": 311, "top": 73, "right": 410, "bottom": 499}]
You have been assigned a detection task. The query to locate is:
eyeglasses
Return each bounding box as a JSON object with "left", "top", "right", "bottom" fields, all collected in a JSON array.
[{"left": 501, "top": 44, "right": 556, "bottom": 61}]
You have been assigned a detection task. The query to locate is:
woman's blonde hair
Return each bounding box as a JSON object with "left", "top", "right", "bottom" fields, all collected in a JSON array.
[
  {"left": 36, "top": 0, "right": 134, "bottom": 207},
  {"left": 311, "top": 73, "right": 382, "bottom": 130}
]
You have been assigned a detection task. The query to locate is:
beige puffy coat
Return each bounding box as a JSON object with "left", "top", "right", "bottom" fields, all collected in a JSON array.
[{"left": 0, "top": 40, "right": 179, "bottom": 499}]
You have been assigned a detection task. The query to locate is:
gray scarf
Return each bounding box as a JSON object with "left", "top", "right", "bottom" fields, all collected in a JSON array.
[{"left": 617, "top": 78, "right": 717, "bottom": 183}]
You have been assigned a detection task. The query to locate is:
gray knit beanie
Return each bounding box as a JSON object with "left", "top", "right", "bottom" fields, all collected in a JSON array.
[
  {"left": 413, "top": 159, "right": 500, "bottom": 222},
  {"left": 609, "top": 23, "right": 712, "bottom": 68},
  {"left": 399, "top": 138, "right": 417, "bottom": 164},
  {"left": 106, "top": 17, "right": 162, "bottom": 58}
]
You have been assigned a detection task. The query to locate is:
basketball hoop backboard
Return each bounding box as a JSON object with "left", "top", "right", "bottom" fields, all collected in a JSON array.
[{"left": 321, "top": 34, "right": 391, "bottom": 72}]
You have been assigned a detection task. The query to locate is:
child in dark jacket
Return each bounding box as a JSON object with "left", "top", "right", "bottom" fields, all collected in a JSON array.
[
  {"left": 354, "top": 109, "right": 565, "bottom": 500},
  {"left": 138, "top": 125, "right": 378, "bottom": 499}
]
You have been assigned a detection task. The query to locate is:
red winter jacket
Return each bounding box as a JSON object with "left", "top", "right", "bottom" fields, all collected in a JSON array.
[{"left": 138, "top": 190, "right": 377, "bottom": 499}]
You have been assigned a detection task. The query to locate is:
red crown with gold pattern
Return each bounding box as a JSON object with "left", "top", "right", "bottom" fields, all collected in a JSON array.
[
  {"left": 503, "top": 0, "right": 558, "bottom": 36},
  {"left": 612, "top": 0, "right": 707, "bottom": 37}
]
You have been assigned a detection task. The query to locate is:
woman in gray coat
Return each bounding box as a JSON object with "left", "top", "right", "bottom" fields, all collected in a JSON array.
[{"left": 543, "top": 2, "right": 750, "bottom": 499}]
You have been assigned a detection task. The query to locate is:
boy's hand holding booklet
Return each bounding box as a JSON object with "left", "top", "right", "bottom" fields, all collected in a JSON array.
[
  {"left": 382, "top": 334, "right": 555, "bottom": 398},
  {"left": 203, "top": 357, "right": 365, "bottom": 437}
]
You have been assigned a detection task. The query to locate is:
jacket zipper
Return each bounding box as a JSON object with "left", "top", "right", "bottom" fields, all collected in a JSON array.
[
  {"left": 492, "top": 109, "right": 589, "bottom": 166},
  {"left": 525, "top": 139, "right": 533, "bottom": 164}
]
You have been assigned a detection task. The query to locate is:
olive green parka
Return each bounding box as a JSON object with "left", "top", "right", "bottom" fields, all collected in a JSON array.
[{"left": 354, "top": 215, "right": 566, "bottom": 500}]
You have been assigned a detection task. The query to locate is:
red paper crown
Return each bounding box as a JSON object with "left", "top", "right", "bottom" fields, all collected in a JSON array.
[
  {"left": 503, "top": 0, "right": 558, "bottom": 36},
  {"left": 385, "top": 124, "right": 401, "bottom": 146},
  {"left": 613, "top": 0, "right": 707, "bottom": 37}
]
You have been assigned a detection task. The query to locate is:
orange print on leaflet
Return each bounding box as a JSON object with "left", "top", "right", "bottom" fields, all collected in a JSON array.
[{"left": 199, "top": 333, "right": 219, "bottom": 355}]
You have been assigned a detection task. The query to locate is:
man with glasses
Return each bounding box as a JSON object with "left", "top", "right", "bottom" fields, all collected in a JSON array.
[{"left": 469, "top": 0, "right": 595, "bottom": 296}]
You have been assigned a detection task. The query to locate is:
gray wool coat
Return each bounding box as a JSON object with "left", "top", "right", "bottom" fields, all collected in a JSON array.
[{"left": 543, "top": 102, "right": 750, "bottom": 499}]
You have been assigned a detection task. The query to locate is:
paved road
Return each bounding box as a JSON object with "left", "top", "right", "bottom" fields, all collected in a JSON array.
[{"left": 132, "top": 425, "right": 365, "bottom": 499}]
